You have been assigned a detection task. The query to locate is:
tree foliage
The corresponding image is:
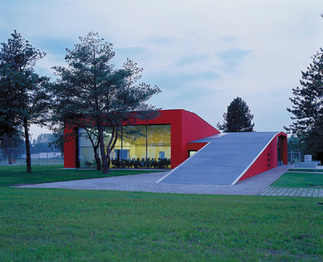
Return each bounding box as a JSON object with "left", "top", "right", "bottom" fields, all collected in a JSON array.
[
  {"left": 51, "top": 32, "right": 161, "bottom": 173},
  {"left": 32, "top": 133, "right": 61, "bottom": 153},
  {"left": 286, "top": 50, "right": 323, "bottom": 159},
  {"left": 0, "top": 31, "right": 50, "bottom": 172},
  {"left": 217, "top": 97, "right": 254, "bottom": 132},
  {"left": 0, "top": 131, "right": 24, "bottom": 164}
]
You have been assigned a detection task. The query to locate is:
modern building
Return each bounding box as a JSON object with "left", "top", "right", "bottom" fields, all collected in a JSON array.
[{"left": 64, "top": 109, "right": 287, "bottom": 185}]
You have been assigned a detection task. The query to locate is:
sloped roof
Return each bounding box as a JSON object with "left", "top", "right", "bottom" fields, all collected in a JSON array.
[{"left": 158, "top": 132, "right": 279, "bottom": 185}]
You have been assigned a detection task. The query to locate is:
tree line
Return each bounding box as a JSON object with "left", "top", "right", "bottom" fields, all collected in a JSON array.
[{"left": 0, "top": 31, "right": 161, "bottom": 173}]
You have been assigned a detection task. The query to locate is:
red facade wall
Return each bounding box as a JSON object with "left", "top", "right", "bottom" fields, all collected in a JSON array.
[
  {"left": 64, "top": 109, "right": 220, "bottom": 169},
  {"left": 237, "top": 132, "right": 288, "bottom": 182},
  {"left": 180, "top": 111, "right": 220, "bottom": 165},
  {"left": 187, "top": 143, "right": 208, "bottom": 153},
  {"left": 63, "top": 127, "right": 77, "bottom": 168}
]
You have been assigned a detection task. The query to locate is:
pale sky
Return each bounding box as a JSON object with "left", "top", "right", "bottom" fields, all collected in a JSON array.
[{"left": 0, "top": 0, "right": 322, "bottom": 139}]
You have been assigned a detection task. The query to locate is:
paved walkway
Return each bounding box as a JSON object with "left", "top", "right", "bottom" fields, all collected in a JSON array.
[
  {"left": 260, "top": 186, "right": 322, "bottom": 197},
  {"left": 18, "top": 165, "right": 321, "bottom": 197}
]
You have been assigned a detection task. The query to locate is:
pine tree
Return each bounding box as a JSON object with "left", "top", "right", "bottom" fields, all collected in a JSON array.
[
  {"left": 51, "top": 32, "right": 161, "bottom": 174},
  {"left": 0, "top": 31, "right": 50, "bottom": 172},
  {"left": 286, "top": 50, "right": 323, "bottom": 160},
  {"left": 287, "top": 50, "right": 323, "bottom": 134},
  {"left": 217, "top": 97, "right": 254, "bottom": 132}
]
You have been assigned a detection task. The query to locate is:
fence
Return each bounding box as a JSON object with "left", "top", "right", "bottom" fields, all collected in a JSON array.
[
  {"left": 0, "top": 148, "right": 63, "bottom": 166},
  {"left": 0, "top": 148, "right": 306, "bottom": 167},
  {"left": 287, "top": 151, "right": 302, "bottom": 164}
]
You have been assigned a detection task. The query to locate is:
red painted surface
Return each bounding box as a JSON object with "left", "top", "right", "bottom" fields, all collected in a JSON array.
[
  {"left": 64, "top": 109, "right": 220, "bottom": 169},
  {"left": 237, "top": 132, "right": 288, "bottom": 182},
  {"left": 187, "top": 143, "right": 208, "bottom": 152},
  {"left": 278, "top": 135, "right": 288, "bottom": 164},
  {"left": 179, "top": 110, "right": 220, "bottom": 167},
  {"left": 63, "top": 127, "right": 76, "bottom": 168}
]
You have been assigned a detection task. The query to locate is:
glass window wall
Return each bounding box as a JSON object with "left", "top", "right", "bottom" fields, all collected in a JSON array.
[{"left": 78, "top": 124, "right": 171, "bottom": 168}]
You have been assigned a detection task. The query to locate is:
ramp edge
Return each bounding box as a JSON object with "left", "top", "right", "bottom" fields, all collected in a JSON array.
[{"left": 231, "top": 132, "right": 279, "bottom": 185}]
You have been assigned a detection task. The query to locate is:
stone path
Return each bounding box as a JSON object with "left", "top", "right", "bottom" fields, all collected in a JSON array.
[
  {"left": 17, "top": 165, "right": 323, "bottom": 197},
  {"left": 260, "top": 186, "right": 322, "bottom": 197}
]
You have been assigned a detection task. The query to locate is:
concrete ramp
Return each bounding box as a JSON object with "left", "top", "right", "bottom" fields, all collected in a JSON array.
[{"left": 157, "top": 132, "right": 278, "bottom": 185}]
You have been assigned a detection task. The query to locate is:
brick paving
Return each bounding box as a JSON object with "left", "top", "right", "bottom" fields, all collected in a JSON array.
[
  {"left": 17, "top": 165, "right": 323, "bottom": 197},
  {"left": 260, "top": 186, "right": 322, "bottom": 198}
]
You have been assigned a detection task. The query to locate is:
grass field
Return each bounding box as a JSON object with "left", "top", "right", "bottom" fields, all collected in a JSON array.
[
  {"left": 0, "top": 166, "right": 322, "bottom": 261},
  {"left": 272, "top": 171, "right": 323, "bottom": 188}
]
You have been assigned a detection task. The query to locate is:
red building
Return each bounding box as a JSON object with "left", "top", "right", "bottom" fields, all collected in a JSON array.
[{"left": 64, "top": 109, "right": 287, "bottom": 185}]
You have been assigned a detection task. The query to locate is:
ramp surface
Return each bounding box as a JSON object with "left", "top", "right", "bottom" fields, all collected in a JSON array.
[{"left": 158, "top": 132, "right": 278, "bottom": 185}]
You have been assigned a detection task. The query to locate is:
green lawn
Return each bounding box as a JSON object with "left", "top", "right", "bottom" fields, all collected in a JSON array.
[
  {"left": 0, "top": 165, "right": 159, "bottom": 187},
  {"left": 272, "top": 172, "right": 323, "bottom": 188},
  {"left": 1, "top": 188, "right": 322, "bottom": 261},
  {"left": 0, "top": 166, "right": 322, "bottom": 261}
]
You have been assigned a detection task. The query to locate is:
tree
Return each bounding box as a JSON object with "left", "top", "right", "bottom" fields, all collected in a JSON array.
[
  {"left": 50, "top": 131, "right": 65, "bottom": 156},
  {"left": 217, "top": 97, "right": 254, "bottom": 132},
  {"left": 51, "top": 32, "right": 161, "bottom": 173},
  {"left": 0, "top": 31, "right": 50, "bottom": 172},
  {"left": 0, "top": 131, "right": 24, "bottom": 164},
  {"left": 287, "top": 136, "right": 304, "bottom": 153},
  {"left": 32, "top": 133, "right": 60, "bottom": 152},
  {"left": 286, "top": 50, "right": 323, "bottom": 160}
]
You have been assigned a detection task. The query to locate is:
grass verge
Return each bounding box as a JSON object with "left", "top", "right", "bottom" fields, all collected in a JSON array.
[
  {"left": 271, "top": 172, "right": 323, "bottom": 188},
  {"left": 1, "top": 188, "right": 322, "bottom": 261},
  {"left": 0, "top": 165, "right": 160, "bottom": 187}
]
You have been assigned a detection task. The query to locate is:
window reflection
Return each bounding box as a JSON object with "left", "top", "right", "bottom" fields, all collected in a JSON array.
[{"left": 78, "top": 124, "right": 171, "bottom": 168}]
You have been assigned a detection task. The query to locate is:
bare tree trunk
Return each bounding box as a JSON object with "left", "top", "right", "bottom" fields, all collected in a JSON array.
[
  {"left": 106, "top": 150, "right": 111, "bottom": 170},
  {"left": 98, "top": 122, "right": 109, "bottom": 174},
  {"left": 94, "top": 149, "right": 101, "bottom": 171},
  {"left": 105, "top": 125, "right": 119, "bottom": 172},
  {"left": 84, "top": 128, "right": 101, "bottom": 170},
  {"left": 23, "top": 118, "right": 32, "bottom": 173}
]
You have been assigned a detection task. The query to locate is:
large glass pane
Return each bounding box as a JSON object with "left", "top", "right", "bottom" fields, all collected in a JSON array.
[
  {"left": 110, "top": 125, "right": 146, "bottom": 168},
  {"left": 78, "top": 127, "right": 111, "bottom": 168},
  {"left": 78, "top": 128, "right": 97, "bottom": 168},
  {"left": 78, "top": 124, "right": 171, "bottom": 169},
  {"left": 122, "top": 125, "right": 147, "bottom": 159},
  {"left": 102, "top": 126, "right": 123, "bottom": 168},
  {"left": 147, "top": 125, "right": 171, "bottom": 168}
]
